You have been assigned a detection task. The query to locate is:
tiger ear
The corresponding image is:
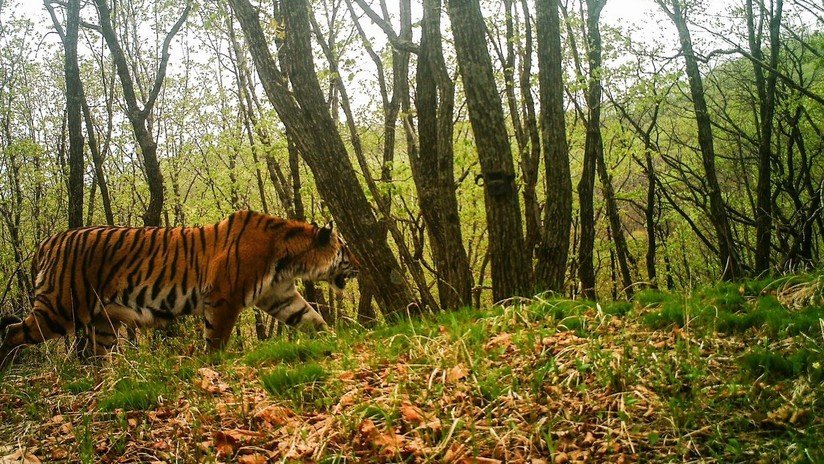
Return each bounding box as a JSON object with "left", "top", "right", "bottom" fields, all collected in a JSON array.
[{"left": 317, "top": 220, "right": 334, "bottom": 246}]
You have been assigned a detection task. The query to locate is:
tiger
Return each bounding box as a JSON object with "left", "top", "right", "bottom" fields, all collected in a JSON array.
[{"left": 0, "top": 210, "right": 358, "bottom": 370}]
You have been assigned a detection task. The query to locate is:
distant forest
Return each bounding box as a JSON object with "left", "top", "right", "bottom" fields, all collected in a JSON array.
[{"left": 0, "top": 0, "right": 821, "bottom": 324}]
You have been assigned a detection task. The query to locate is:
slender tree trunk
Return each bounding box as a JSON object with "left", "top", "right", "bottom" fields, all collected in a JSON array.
[
  {"left": 517, "top": 0, "right": 543, "bottom": 269},
  {"left": 596, "top": 144, "right": 634, "bottom": 297},
  {"left": 284, "top": 138, "right": 328, "bottom": 322},
  {"left": 354, "top": 0, "right": 404, "bottom": 320},
  {"left": 534, "top": 0, "right": 572, "bottom": 292},
  {"left": 64, "top": 0, "right": 84, "bottom": 229},
  {"left": 308, "top": 0, "right": 438, "bottom": 313},
  {"left": 81, "top": 101, "right": 114, "bottom": 225},
  {"left": 577, "top": 0, "right": 608, "bottom": 300},
  {"left": 227, "top": 14, "right": 270, "bottom": 215},
  {"left": 748, "top": 0, "right": 783, "bottom": 274},
  {"left": 93, "top": 0, "right": 189, "bottom": 226},
  {"left": 446, "top": 0, "right": 530, "bottom": 301},
  {"left": 645, "top": 150, "right": 658, "bottom": 286},
  {"left": 658, "top": 0, "right": 742, "bottom": 280}
]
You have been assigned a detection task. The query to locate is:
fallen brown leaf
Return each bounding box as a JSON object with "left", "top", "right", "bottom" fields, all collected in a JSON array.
[
  {"left": 485, "top": 332, "right": 512, "bottom": 351},
  {"left": 358, "top": 419, "right": 403, "bottom": 457},
  {"left": 198, "top": 367, "right": 230, "bottom": 394},
  {"left": 0, "top": 449, "right": 41, "bottom": 464},
  {"left": 254, "top": 405, "right": 295, "bottom": 427},
  {"left": 447, "top": 363, "right": 469, "bottom": 383},
  {"left": 237, "top": 453, "right": 269, "bottom": 464}
]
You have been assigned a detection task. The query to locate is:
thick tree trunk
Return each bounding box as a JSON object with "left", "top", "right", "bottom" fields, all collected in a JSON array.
[
  {"left": 658, "top": 0, "right": 742, "bottom": 280},
  {"left": 413, "top": 0, "right": 473, "bottom": 309},
  {"left": 534, "top": 0, "right": 572, "bottom": 293},
  {"left": 446, "top": 0, "right": 529, "bottom": 302},
  {"left": 64, "top": 0, "right": 84, "bottom": 229},
  {"left": 229, "top": 0, "right": 416, "bottom": 315}
]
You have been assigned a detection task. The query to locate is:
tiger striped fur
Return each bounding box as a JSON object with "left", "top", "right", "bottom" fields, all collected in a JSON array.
[{"left": 0, "top": 211, "right": 358, "bottom": 370}]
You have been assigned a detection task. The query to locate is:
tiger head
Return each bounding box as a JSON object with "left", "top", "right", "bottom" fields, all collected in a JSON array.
[
  {"left": 284, "top": 220, "right": 359, "bottom": 291},
  {"left": 314, "top": 221, "right": 359, "bottom": 292}
]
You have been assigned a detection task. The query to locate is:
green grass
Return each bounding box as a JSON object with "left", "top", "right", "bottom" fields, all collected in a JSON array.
[
  {"left": 261, "top": 363, "right": 328, "bottom": 397},
  {"left": 65, "top": 376, "right": 95, "bottom": 394},
  {"left": 638, "top": 281, "right": 824, "bottom": 338},
  {"left": 98, "top": 378, "right": 167, "bottom": 412},
  {"left": 244, "top": 338, "right": 334, "bottom": 365},
  {"left": 741, "top": 348, "right": 824, "bottom": 382}
]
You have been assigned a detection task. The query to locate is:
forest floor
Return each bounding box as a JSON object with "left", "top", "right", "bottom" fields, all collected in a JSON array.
[{"left": 1, "top": 275, "right": 823, "bottom": 463}]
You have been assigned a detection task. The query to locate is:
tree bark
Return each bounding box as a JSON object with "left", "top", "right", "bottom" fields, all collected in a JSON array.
[
  {"left": 596, "top": 143, "right": 634, "bottom": 297},
  {"left": 412, "top": 0, "right": 473, "bottom": 309},
  {"left": 657, "top": 0, "right": 742, "bottom": 280},
  {"left": 534, "top": 0, "right": 572, "bottom": 293},
  {"left": 748, "top": 0, "right": 783, "bottom": 274},
  {"left": 93, "top": 0, "right": 189, "bottom": 226},
  {"left": 63, "top": 0, "right": 84, "bottom": 229},
  {"left": 517, "top": 0, "right": 543, "bottom": 270},
  {"left": 228, "top": 0, "right": 417, "bottom": 315},
  {"left": 446, "top": 0, "right": 530, "bottom": 301},
  {"left": 45, "top": 0, "right": 115, "bottom": 227},
  {"left": 576, "top": 0, "right": 607, "bottom": 300}
]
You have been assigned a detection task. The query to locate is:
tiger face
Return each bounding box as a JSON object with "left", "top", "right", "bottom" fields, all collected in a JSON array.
[
  {"left": 327, "top": 236, "right": 359, "bottom": 291},
  {"left": 297, "top": 221, "right": 359, "bottom": 291}
]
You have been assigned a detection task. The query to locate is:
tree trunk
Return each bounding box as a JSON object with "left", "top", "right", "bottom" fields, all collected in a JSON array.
[
  {"left": 93, "top": 0, "right": 189, "bottom": 227},
  {"left": 748, "top": 0, "right": 783, "bottom": 274},
  {"left": 446, "top": 0, "right": 529, "bottom": 302},
  {"left": 413, "top": 0, "right": 473, "bottom": 309},
  {"left": 81, "top": 100, "right": 114, "bottom": 225},
  {"left": 596, "top": 144, "right": 634, "bottom": 297},
  {"left": 534, "top": 0, "right": 572, "bottom": 293},
  {"left": 577, "top": 0, "right": 607, "bottom": 300},
  {"left": 229, "top": 0, "right": 417, "bottom": 315},
  {"left": 64, "top": 0, "right": 84, "bottom": 229},
  {"left": 658, "top": 0, "right": 742, "bottom": 280},
  {"left": 517, "top": 0, "right": 543, "bottom": 270},
  {"left": 645, "top": 150, "right": 658, "bottom": 286}
]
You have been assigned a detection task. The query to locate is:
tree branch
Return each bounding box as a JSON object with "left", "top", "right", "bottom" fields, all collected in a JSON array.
[
  {"left": 142, "top": 2, "right": 191, "bottom": 117},
  {"left": 350, "top": 0, "right": 418, "bottom": 54}
]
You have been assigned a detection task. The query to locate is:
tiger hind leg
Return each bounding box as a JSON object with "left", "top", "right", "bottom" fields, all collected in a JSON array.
[{"left": 0, "top": 304, "right": 72, "bottom": 371}]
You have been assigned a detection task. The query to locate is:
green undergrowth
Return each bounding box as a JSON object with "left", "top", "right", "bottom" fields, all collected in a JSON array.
[
  {"left": 0, "top": 273, "right": 822, "bottom": 462},
  {"left": 98, "top": 378, "right": 168, "bottom": 412},
  {"left": 638, "top": 279, "right": 824, "bottom": 336},
  {"left": 637, "top": 275, "right": 824, "bottom": 383},
  {"left": 244, "top": 338, "right": 335, "bottom": 366}
]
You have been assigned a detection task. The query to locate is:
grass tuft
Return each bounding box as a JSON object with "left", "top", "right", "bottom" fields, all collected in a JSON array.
[
  {"left": 98, "top": 378, "right": 166, "bottom": 412},
  {"left": 740, "top": 348, "right": 824, "bottom": 382},
  {"left": 261, "top": 363, "right": 327, "bottom": 397},
  {"left": 245, "top": 339, "right": 334, "bottom": 366}
]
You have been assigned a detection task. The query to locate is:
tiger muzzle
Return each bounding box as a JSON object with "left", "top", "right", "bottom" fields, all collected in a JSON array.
[{"left": 332, "top": 268, "right": 358, "bottom": 291}]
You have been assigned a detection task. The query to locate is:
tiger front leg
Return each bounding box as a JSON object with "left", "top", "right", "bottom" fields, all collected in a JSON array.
[
  {"left": 79, "top": 316, "right": 123, "bottom": 361},
  {"left": 203, "top": 300, "right": 243, "bottom": 352}
]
